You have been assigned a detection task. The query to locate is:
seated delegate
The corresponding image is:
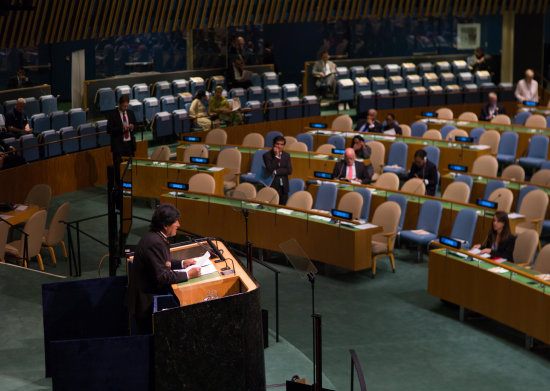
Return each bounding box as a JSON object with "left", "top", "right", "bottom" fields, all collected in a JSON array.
[
  {"left": 332, "top": 148, "right": 373, "bottom": 184},
  {"left": 407, "top": 149, "right": 438, "bottom": 196},
  {"left": 472, "top": 211, "right": 516, "bottom": 262}
]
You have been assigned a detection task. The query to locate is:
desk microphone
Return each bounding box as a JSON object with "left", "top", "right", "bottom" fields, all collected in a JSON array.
[{"left": 206, "top": 238, "right": 231, "bottom": 272}]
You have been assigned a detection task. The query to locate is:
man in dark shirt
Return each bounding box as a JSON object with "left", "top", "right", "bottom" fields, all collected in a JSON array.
[
  {"left": 407, "top": 149, "right": 438, "bottom": 196},
  {"left": 263, "top": 135, "right": 292, "bottom": 205},
  {"left": 127, "top": 204, "right": 201, "bottom": 334},
  {"left": 332, "top": 148, "right": 373, "bottom": 184},
  {"left": 383, "top": 113, "right": 402, "bottom": 135},
  {"left": 480, "top": 92, "right": 506, "bottom": 121},
  {"left": 356, "top": 109, "right": 382, "bottom": 133},
  {"left": 5, "top": 98, "right": 32, "bottom": 139},
  {"left": 107, "top": 95, "right": 137, "bottom": 182}
]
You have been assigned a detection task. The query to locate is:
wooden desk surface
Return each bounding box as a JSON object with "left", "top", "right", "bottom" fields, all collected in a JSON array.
[
  {"left": 307, "top": 129, "right": 490, "bottom": 172},
  {"left": 121, "top": 159, "right": 229, "bottom": 198},
  {"left": 169, "top": 241, "right": 257, "bottom": 306},
  {"left": 428, "top": 248, "right": 550, "bottom": 345},
  {"left": 1, "top": 204, "right": 40, "bottom": 225},
  {"left": 307, "top": 179, "right": 497, "bottom": 245},
  {"left": 440, "top": 172, "right": 550, "bottom": 220},
  {"left": 160, "top": 192, "right": 382, "bottom": 271},
  {"left": 419, "top": 116, "right": 549, "bottom": 159},
  {"left": 175, "top": 143, "right": 365, "bottom": 181}
]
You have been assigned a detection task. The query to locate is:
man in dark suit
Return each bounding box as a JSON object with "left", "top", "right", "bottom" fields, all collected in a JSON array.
[
  {"left": 7, "top": 68, "right": 31, "bottom": 89},
  {"left": 356, "top": 108, "right": 382, "bottom": 133},
  {"left": 107, "top": 95, "right": 137, "bottom": 181},
  {"left": 332, "top": 148, "right": 373, "bottom": 184},
  {"left": 480, "top": 92, "right": 506, "bottom": 121},
  {"left": 127, "top": 204, "right": 201, "bottom": 334},
  {"left": 407, "top": 149, "right": 438, "bottom": 196},
  {"left": 263, "top": 135, "right": 292, "bottom": 205}
]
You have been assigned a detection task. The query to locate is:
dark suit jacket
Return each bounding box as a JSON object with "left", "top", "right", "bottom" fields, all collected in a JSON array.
[
  {"left": 407, "top": 159, "right": 438, "bottom": 196},
  {"left": 356, "top": 119, "right": 382, "bottom": 133},
  {"left": 332, "top": 160, "right": 373, "bottom": 184},
  {"left": 485, "top": 234, "right": 516, "bottom": 262},
  {"left": 263, "top": 150, "right": 292, "bottom": 194},
  {"left": 225, "top": 65, "right": 252, "bottom": 90},
  {"left": 480, "top": 103, "right": 506, "bottom": 121},
  {"left": 127, "top": 231, "right": 188, "bottom": 321},
  {"left": 7, "top": 76, "right": 31, "bottom": 89},
  {"left": 106, "top": 108, "right": 137, "bottom": 157}
]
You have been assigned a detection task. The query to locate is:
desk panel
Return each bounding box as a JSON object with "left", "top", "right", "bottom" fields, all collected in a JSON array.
[
  {"left": 307, "top": 180, "right": 495, "bottom": 245},
  {"left": 428, "top": 249, "right": 550, "bottom": 345},
  {"left": 161, "top": 193, "right": 382, "bottom": 271},
  {"left": 122, "top": 160, "right": 229, "bottom": 198}
]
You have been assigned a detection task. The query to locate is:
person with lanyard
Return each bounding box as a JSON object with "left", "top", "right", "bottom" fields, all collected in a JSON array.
[
  {"left": 127, "top": 204, "right": 201, "bottom": 334},
  {"left": 107, "top": 95, "right": 136, "bottom": 182},
  {"left": 189, "top": 90, "right": 213, "bottom": 130},
  {"left": 472, "top": 211, "right": 516, "bottom": 262},
  {"left": 332, "top": 147, "right": 373, "bottom": 184},
  {"left": 4, "top": 98, "right": 32, "bottom": 139},
  {"left": 480, "top": 92, "right": 506, "bottom": 121},
  {"left": 263, "top": 135, "right": 292, "bottom": 205},
  {"left": 209, "top": 85, "right": 242, "bottom": 126},
  {"left": 407, "top": 149, "right": 438, "bottom": 196},
  {"left": 356, "top": 109, "right": 382, "bottom": 133}
]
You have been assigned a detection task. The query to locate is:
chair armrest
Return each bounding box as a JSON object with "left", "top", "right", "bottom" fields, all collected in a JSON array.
[{"left": 384, "top": 231, "right": 396, "bottom": 251}]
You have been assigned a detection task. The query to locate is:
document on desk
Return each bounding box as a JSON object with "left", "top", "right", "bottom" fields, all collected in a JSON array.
[
  {"left": 208, "top": 167, "right": 224, "bottom": 171},
  {"left": 507, "top": 213, "right": 525, "bottom": 219},
  {"left": 488, "top": 266, "right": 509, "bottom": 274},
  {"left": 15, "top": 205, "right": 28, "bottom": 211},
  {"left": 184, "top": 252, "right": 218, "bottom": 275}
]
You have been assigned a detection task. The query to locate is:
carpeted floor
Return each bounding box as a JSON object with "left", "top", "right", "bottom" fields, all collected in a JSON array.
[{"left": 2, "top": 184, "right": 550, "bottom": 390}]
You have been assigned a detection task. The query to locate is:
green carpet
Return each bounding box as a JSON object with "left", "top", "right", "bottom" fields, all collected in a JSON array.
[{"left": 2, "top": 187, "right": 550, "bottom": 390}]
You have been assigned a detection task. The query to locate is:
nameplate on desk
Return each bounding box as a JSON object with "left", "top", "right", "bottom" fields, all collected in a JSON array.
[
  {"left": 122, "top": 182, "right": 132, "bottom": 189},
  {"left": 167, "top": 182, "right": 189, "bottom": 191},
  {"left": 455, "top": 136, "right": 474, "bottom": 143},
  {"left": 331, "top": 148, "right": 345, "bottom": 155},
  {"left": 309, "top": 122, "right": 327, "bottom": 129},
  {"left": 439, "top": 236, "right": 461, "bottom": 249},
  {"left": 314, "top": 171, "right": 333, "bottom": 179},
  {"left": 331, "top": 209, "right": 353, "bottom": 220},
  {"left": 183, "top": 136, "right": 201, "bottom": 142},
  {"left": 421, "top": 111, "right": 438, "bottom": 118},
  {"left": 190, "top": 156, "right": 209, "bottom": 164},
  {"left": 476, "top": 199, "right": 497, "bottom": 209},
  {"left": 523, "top": 100, "right": 537, "bottom": 107},
  {"left": 448, "top": 164, "right": 468, "bottom": 172}
]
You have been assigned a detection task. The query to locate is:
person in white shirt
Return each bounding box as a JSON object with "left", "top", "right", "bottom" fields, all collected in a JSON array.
[{"left": 515, "top": 69, "right": 539, "bottom": 103}]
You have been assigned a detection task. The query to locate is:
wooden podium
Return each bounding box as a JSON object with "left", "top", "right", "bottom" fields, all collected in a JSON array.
[{"left": 152, "top": 241, "right": 265, "bottom": 391}]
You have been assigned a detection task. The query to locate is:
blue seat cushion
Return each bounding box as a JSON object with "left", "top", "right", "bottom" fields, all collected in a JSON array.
[{"left": 400, "top": 231, "right": 438, "bottom": 245}]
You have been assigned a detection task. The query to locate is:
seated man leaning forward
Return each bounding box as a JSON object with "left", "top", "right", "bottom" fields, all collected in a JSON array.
[{"left": 332, "top": 147, "right": 373, "bottom": 184}]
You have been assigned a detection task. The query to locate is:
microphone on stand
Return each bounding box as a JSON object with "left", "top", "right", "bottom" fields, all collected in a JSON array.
[{"left": 206, "top": 238, "right": 234, "bottom": 274}]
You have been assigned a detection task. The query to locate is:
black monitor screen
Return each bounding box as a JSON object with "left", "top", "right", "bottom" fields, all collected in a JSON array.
[
  {"left": 190, "top": 157, "right": 208, "bottom": 164},
  {"left": 476, "top": 199, "right": 497, "bottom": 209},
  {"left": 331, "top": 209, "right": 353, "bottom": 220},
  {"left": 167, "top": 182, "right": 189, "bottom": 190},
  {"left": 448, "top": 164, "right": 468, "bottom": 172},
  {"left": 309, "top": 122, "right": 328, "bottom": 129},
  {"left": 183, "top": 136, "right": 201, "bottom": 142},
  {"left": 421, "top": 111, "right": 438, "bottom": 118},
  {"left": 439, "top": 236, "right": 461, "bottom": 249},
  {"left": 314, "top": 171, "right": 333, "bottom": 179}
]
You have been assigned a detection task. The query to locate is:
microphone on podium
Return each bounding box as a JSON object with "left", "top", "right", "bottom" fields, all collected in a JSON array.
[{"left": 206, "top": 238, "right": 234, "bottom": 275}]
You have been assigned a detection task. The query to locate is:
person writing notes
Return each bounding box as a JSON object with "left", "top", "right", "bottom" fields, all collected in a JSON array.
[
  {"left": 332, "top": 148, "right": 373, "bottom": 184},
  {"left": 472, "top": 211, "right": 516, "bottom": 262}
]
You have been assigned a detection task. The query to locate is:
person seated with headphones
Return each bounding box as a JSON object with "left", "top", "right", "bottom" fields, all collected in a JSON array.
[
  {"left": 407, "top": 149, "right": 438, "bottom": 196},
  {"left": 332, "top": 148, "right": 373, "bottom": 184}
]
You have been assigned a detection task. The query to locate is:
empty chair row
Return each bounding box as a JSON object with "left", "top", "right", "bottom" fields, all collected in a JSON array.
[
  {"left": 27, "top": 108, "right": 87, "bottom": 135},
  {"left": 2, "top": 121, "right": 110, "bottom": 162},
  {"left": 330, "top": 60, "right": 479, "bottom": 80}
]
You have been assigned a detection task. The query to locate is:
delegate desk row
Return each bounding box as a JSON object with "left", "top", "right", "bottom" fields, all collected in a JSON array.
[
  {"left": 160, "top": 191, "right": 382, "bottom": 272},
  {"left": 428, "top": 246, "right": 550, "bottom": 346},
  {"left": 306, "top": 129, "right": 491, "bottom": 171},
  {"left": 175, "top": 142, "right": 351, "bottom": 180},
  {"left": 440, "top": 171, "right": 550, "bottom": 220},
  {"left": 306, "top": 179, "right": 522, "bottom": 246},
  {"left": 419, "top": 116, "right": 549, "bottom": 159}
]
